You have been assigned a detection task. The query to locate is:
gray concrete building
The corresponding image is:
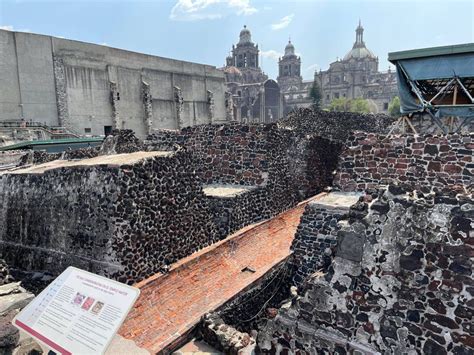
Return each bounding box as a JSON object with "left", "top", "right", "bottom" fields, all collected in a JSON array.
[{"left": 0, "top": 30, "right": 228, "bottom": 139}]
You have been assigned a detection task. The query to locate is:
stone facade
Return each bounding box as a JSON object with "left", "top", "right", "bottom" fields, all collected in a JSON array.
[
  {"left": 0, "top": 119, "right": 345, "bottom": 286},
  {"left": 258, "top": 186, "right": 474, "bottom": 354},
  {"left": 110, "top": 81, "right": 120, "bottom": 129},
  {"left": 52, "top": 55, "right": 69, "bottom": 127},
  {"left": 277, "top": 40, "right": 302, "bottom": 93},
  {"left": 281, "top": 22, "right": 398, "bottom": 114},
  {"left": 222, "top": 26, "right": 282, "bottom": 123},
  {"left": 335, "top": 132, "right": 473, "bottom": 194},
  {"left": 141, "top": 80, "right": 153, "bottom": 136}
]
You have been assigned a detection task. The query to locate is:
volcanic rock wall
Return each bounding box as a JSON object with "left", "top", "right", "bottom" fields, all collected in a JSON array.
[
  {"left": 148, "top": 123, "right": 341, "bottom": 237},
  {"left": 258, "top": 186, "right": 473, "bottom": 354},
  {"left": 0, "top": 150, "right": 218, "bottom": 284},
  {"left": 290, "top": 196, "right": 353, "bottom": 286},
  {"left": 335, "top": 132, "right": 473, "bottom": 194},
  {"left": 278, "top": 108, "right": 394, "bottom": 142}
]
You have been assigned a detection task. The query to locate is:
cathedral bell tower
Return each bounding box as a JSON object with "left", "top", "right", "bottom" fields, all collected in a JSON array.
[{"left": 277, "top": 39, "right": 302, "bottom": 92}]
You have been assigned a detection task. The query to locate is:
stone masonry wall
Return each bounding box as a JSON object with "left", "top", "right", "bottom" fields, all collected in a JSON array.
[
  {"left": 335, "top": 132, "right": 473, "bottom": 194},
  {"left": 0, "top": 150, "right": 218, "bottom": 285},
  {"left": 258, "top": 186, "right": 473, "bottom": 354},
  {"left": 279, "top": 108, "right": 395, "bottom": 142},
  {"left": 290, "top": 202, "right": 348, "bottom": 286},
  {"left": 147, "top": 123, "right": 341, "bottom": 238}
]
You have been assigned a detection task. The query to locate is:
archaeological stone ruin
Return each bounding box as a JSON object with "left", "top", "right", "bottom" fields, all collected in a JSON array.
[{"left": 0, "top": 107, "right": 472, "bottom": 354}]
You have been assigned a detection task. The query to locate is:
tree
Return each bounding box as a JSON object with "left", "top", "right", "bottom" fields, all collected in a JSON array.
[
  {"left": 388, "top": 96, "right": 401, "bottom": 117},
  {"left": 309, "top": 79, "right": 322, "bottom": 110},
  {"left": 329, "top": 97, "right": 371, "bottom": 113},
  {"left": 329, "top": 98, "right": 351, "bottom": 112},
  {"left": 350, "top": 98, "right": 370, "bottom": 113}
]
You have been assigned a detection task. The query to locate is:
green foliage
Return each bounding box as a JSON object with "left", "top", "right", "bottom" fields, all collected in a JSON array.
[
  {"left": 309, "top": 79, "right": 322, "bottom": 110},
  {"left": 388, "top": 96, "right": 401, "bottom": 117},
  {"left": 350, "top": 98, "right": 370, "bottom": 113},
  {"left": 329, "top": 97, "right": 370, "bottom": 113},
  {"left": 329, "top": 98, "right": 351, "bottom": 112}
]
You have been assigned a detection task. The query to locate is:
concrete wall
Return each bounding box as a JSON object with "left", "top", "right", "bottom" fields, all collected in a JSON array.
[
  {"left": 0, "top": 30, "right": 228, "bottom": 138},
  {"left": 0, "top": 31, "right": 57, "bottom": 126}
]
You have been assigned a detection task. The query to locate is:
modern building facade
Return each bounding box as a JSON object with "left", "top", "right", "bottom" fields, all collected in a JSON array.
[{"left": 0, "top": 30, "right": 228, "bottom": 139}]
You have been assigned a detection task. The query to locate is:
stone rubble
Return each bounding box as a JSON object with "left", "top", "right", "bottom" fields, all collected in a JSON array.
[{"left": 0, "top": 282, "right": 40, "bottom": 354}]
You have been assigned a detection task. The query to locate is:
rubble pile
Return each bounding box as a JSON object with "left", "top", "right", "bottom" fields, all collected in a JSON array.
[
  {"left": 0, "top": 282, "right": 40, "bottom": 354},
  {"left": 200, "top": 313, "right": 256, "bottom": 355},
  {"left": 279, "top": 108, "right": 395, "bottom": 142},
  {"left": 0, "top": 259, "right": 14, "bottom": 286}
]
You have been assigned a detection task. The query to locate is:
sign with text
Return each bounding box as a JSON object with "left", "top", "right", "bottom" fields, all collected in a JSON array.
[{"left": 13, "top": 267, "right": 140, "bottom": 355}]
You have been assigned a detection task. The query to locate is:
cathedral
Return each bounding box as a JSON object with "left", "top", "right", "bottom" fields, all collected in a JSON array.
[
  {"left": 280, "top": 21, "right": 398, "bottom": 113},
  {"left": 222, "top": 26, "right": 282, "bottom": 123},
  {"left": 222, "top": 22, "right": 398, "bottom": 122}
]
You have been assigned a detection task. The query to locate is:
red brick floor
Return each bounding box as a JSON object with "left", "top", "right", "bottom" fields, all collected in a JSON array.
[{"left": 118, "top": 193, "right": 325, "bottom": 353}]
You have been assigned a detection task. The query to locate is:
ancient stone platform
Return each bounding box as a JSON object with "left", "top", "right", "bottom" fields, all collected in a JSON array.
[
  {"left": 2, "top": 151, "right": 170, "bottom": 175},
  {"left": 308, "top": 191, "right": 361, "bottom": 209},
  {"left": 202, "top": 184, "right": 256, "bottom": 198},
  {"left": 116, "top": 193, "right": 327, "bottom": 353}
]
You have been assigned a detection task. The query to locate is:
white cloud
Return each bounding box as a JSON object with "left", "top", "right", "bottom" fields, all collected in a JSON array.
[
  {"left": 260, "top": 49, "right": 282, "bottom": 61},
  {"left": 228, "top": 0, "right": 257, "bottom": 15},
  {"left": 0, "top": 25, "right": 31, "bottom": 32},
  {"left": 271, "top": 14, "right": 294, "bottom": 30},
  {"left": 170, "top": 0, "right": 257, "bottom": 21},
  {"left": 306, "top": 63, "right": 319, "bottom": 72}
]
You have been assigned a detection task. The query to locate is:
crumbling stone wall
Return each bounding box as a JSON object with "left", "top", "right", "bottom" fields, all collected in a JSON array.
[
  {"left": 0, "top": 150, "right": 218, "bottom": 285},
  {"left": 258, "top": 186, "right": 473, "bottom": 354},
  {"left": 148, "top": 124, "right": 280, "bottom": 187},
  {"left": 335, "top": 132, "right": 473, "bottom": 194},
  {"left": 214, "top": 259, "right": 293, "bottom": 334},
  {"left": 279, "top": 108, "right": 395, "bottom": 142},
  {"left": 291, "top": 202, "right": 347, "bottom": 286},
  {"left": 200, "top": 313, "right": 256, "bottom": 354},
  {"left": 147, "top": 123, "right": 341, "bottom": 238},
  {"left": 0, "top": 259, "right": 14, "bottom": 285}
]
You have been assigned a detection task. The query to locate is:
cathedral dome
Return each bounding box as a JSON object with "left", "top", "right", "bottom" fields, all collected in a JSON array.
[
  {"left": 343, "top": 21, "right": 376, "bottom": 61},
  {"left": 343, "top": 46, "right": 376, "bottom": 61},
  {"left": 239, "top": 25, "right": 252, "bottom": 44},
  {"left": 284, "top": 40, "right": 295, "bottom": 56}
]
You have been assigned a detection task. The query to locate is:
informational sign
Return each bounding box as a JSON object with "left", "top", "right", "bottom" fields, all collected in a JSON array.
[{"left": 13, "top": 266, "right": 140, "bottom": 355}]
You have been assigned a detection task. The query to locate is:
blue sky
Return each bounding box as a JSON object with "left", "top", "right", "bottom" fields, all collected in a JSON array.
[{"left": 1, "top": 0, "right": 473, "bottom": 80}]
